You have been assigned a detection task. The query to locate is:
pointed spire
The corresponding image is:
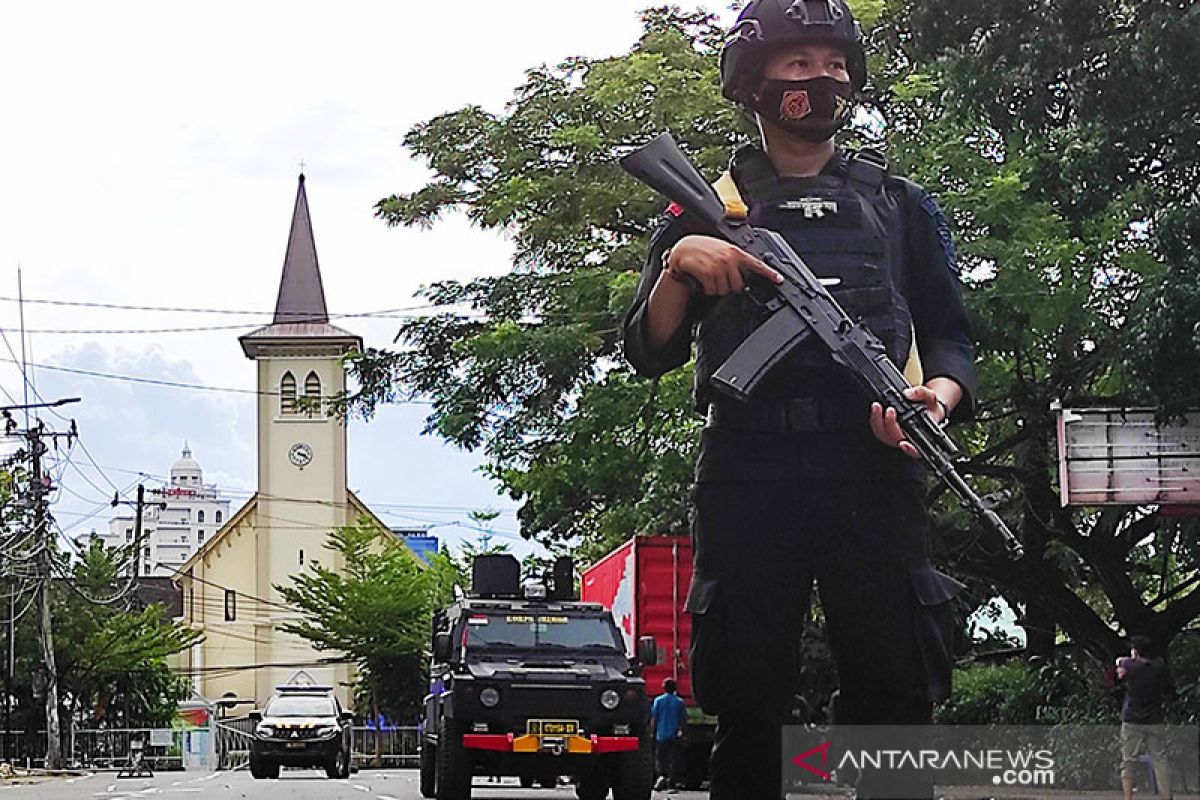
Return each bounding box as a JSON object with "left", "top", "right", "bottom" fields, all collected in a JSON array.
[
  {"left": 272, "top": 173, "right": 329, "bottom": 325},
  {"left": 182, "top": 441, "right": 191, "bottom": 459}
]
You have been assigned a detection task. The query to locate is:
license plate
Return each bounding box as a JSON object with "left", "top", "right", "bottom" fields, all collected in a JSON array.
[
  {"left": 527, "top": 719, "right": 578, "bottom": 736},
  {"left": 285, "top": 742, "right": 306, "bottom": 749}
]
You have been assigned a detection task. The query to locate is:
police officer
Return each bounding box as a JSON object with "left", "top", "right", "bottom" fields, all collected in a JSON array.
[{"left": 622, "top": 1, "right": 976, "bottom": 797}]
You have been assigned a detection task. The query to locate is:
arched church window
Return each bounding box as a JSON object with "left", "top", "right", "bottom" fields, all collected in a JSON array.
[
  {"left": 280, "top": 371, "right": 297, "bottom": 415},
  {"left": 215, "top": 510, "right": 223, "bottom": 524},
  {"left": 198, "top": 510, "right": 205, "bottom": 523},
  {"left": 304, "top": 371, "right": 321, "bottom": 399}
]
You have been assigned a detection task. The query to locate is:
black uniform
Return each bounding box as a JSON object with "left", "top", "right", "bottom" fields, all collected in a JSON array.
[{"left": 623, "top": 145, "right": 975, "bottom": 799}]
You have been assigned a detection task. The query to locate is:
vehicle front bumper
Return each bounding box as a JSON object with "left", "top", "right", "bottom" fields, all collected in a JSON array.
[
  {"left": 462, "top": 733, "right": 640, "bottom": 755},
  {"left": 251, "top": 736, "right": 341, "bottom": 764}
]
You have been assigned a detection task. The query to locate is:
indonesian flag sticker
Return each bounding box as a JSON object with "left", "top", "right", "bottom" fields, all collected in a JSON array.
[{"left": 780, "top": 89, "right": 812, "bottom": 120}]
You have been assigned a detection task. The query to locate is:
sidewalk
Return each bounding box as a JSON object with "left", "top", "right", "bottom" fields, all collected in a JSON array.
[{"left": 0, "top": 765, "right": 90, "bottom": 787}]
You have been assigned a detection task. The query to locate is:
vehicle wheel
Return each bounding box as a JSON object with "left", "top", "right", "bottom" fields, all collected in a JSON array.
[
  {"left": 538, "top": 774, "right": 557, "bottom": 788},
  {"left": 611, "top": 737, "right": 653, "bottom": 800},
  {"left": 420, "top": 738, "right": 438, "bottom": 797},
  {"left": 519, "top": 774, "right": 534, "bottom": 789},
  {"left": 435, "top": 718, "right": 473, "bottom": 800},
  {"left": 250, "top": 755, "right": 279, "bottom": 779},
  {"left": 575, "top": 766, "right": 609, "bottom": 800},
  {"left": 325, "top": 746, "right": 351, "bottom": 779}
]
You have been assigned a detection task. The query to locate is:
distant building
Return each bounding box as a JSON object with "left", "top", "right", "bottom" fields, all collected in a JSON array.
[
  {"left": 392, "top": 527, "right": 439, "bottom": 564},
  {"left": 101, "top": 445, "right": 232, "bottom": 576}
]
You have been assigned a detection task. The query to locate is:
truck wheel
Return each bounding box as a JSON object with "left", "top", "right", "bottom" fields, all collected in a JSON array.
[
  {"left": 519, "top": 775, "right": 535, "bottom": 789},
  {"left": 419, "top": 738, "right": 437, "bottom": 798},
  {"left": 611, "top": 737, "right": 653, "bottom": 800},
  {"left": 435, "top": 719, "right": 473, "bottom": 800},
  {"left": 575, "top": 765, "right": 609, "bottom": 800}
]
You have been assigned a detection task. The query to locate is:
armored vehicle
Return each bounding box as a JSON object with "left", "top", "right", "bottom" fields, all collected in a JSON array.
[{"left": 420, "top": 555, "right": 657, "bottom": 800}]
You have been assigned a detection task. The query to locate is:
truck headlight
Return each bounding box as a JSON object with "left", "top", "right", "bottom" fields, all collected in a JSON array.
[
  {"left": 479, "top": 687, "right": 501, "bottom": 708},
  {"left": 254, "top": 723, "right": 273, "bottom": 738},
  {"left": 600, "top": 689, "right": 621, "bottom": 710}
]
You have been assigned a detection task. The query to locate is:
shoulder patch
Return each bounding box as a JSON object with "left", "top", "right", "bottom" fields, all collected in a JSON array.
[{"left": 920, "top": 193, "right": 959, "bottom": 275}]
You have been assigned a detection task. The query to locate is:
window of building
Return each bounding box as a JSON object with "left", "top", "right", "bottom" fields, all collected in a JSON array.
[
  {"left": 299, "top": 549, "right": 305, "bottom": 566},
  {"left": 304, "top": 371, "right": 321, "bottom": 398},
  {"left": 125, "top": 529, "right": 133, "bottom": 542},
  {"left": 198, "top": 510, "right": 205, "bottom": 523},
  {"left": 215, "top": 510, "right": 223, "bottom": 524},
  {"left": 224, "top": 590, "right": 236, "bottom": 622},
  {"left": 280, "top": 371, "right": 297, "bottom": 415},
  {"left": 198, "top": 531, "right": 205, "bottom": 544}
]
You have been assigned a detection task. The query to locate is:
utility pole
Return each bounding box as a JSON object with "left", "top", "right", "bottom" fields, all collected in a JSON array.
[
  {"left": 29, "top": 424, "right": 61, "bottom": 770},
  {"left": 1, "top": 399, "right": 79, "bottom": 770},
  {"left": 112, "top": 485, "right": 164, "bottom": 604}
]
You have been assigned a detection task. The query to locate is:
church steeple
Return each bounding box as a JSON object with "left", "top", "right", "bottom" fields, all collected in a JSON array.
[
  {"left": 273, "top": 174, "right": 328, "bottom": 325},
  {"left": 240, "top": 173, "right": 362, "bottom": 359}
]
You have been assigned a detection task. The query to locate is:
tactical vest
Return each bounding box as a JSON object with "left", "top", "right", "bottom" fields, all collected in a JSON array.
[{"left": 694, "top": 146, "right": 917, "bottom": 407}]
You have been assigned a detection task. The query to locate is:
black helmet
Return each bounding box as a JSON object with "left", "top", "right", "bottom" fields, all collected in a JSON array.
[{"left": 721, "top": 0, "right": 867, "bottom": 105}]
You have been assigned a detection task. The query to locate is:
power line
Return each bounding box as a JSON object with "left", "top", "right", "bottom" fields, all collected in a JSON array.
[
  {"left": 0, "top": 356, "right": 443, "bottom": 404},
  {"left": 0, "top": 298, "right": 441, "bottom": 317}
]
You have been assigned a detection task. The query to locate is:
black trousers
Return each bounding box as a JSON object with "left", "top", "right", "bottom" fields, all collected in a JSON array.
[{"left": 686, "top": 474, "right": 961, "bottom": 800}]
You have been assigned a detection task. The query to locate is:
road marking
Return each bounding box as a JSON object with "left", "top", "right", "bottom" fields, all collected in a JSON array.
[
  {"left": 165, "top": 790, "right": 203, "bottom": 794},
  {"left": 353, "top": 786, "right": 370, "bottom": 793},
  {"left": 106, "top": 786, "right": 117, "bottom": 793},
  {"left": 377, "top": 795, "right": 400, "bottom": 800}
]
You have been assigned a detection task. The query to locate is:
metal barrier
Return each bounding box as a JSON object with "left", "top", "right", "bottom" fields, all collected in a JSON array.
[
  {"left": 351, "top": 726, "right": 419, "bottom": 768},
  {"left": 215, "top": 716, "right": 255, "bottom": 770},
  {"left": 74, "top": 728, "right": 184, "bottom": 771},
  {"left": 1, "top": 723, "right": 421, "bottom": 771}
]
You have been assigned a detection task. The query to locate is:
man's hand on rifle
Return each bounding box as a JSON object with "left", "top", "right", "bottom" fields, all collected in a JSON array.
[
  {"left": 869, "top": 383, "right": 956, "bottom": 459},
  {"left": 663, "top": 235, "right": 784, "bottom": 295}
]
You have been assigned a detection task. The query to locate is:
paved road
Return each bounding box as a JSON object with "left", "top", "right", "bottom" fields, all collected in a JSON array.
[
  {"left": 10, "top": 772, "right": 1195, "bottom": 800},
  {"left": 0, "top": 770, "right": 711, "bottom": 800}
]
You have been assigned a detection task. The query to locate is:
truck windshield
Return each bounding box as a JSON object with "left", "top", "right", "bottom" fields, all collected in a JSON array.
[{"left": 466, "top": 614, "right": 622, "bottom": 651}]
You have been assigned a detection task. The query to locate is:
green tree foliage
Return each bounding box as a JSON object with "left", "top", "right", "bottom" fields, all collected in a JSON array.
[
  {"left": 3, "top": 537, "right": 200, "bottom": 733},
  {"left": 52, "top": 539, "right": 201, "bottom": 727},
  {"left": 277, "top": 522, "right": 431, "bottom": 719},
  {"left": 879, "top": 0, "right": 1200, "bottom": 658},
  {"left": 347, "top": 2, "right": 1199, "bottom": 662},
  {"left": 342, "top": 8, "right": 734, "bottom": 557}
]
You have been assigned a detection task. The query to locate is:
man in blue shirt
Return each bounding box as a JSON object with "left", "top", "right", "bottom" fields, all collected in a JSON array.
[{"left": 651, "top": 679, "right": 687, "bottom": 791}]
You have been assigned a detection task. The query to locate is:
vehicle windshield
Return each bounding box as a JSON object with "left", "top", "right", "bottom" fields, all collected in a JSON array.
[
  {"left": 264, "top": 695, "right": 336, "bottom": 718},
  {"left": 466, "top": 613, "right": 623, "bottom": 651}
]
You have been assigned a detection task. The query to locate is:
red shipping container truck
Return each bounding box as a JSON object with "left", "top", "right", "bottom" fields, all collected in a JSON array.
[{"left": 581, "top": 535, "right": 713, "bottom": 786}]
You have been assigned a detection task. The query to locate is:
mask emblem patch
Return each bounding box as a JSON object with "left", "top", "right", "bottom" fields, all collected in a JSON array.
[{"left": 779, "top": 90, "right": 812, "bottom": 120}]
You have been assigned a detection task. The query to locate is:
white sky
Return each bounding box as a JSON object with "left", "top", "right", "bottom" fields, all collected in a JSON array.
[{"left": 0, "top": 1, "right": 732, "bottom": 559}]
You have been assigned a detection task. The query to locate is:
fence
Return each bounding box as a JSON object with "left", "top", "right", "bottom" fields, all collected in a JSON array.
[
  {"left": 350, "top": 726, "right": 419, "bottom": 768},
  {"left": 1, "top": 728, "right": 184, "bottom": 771},
  {"left": 215, "top": 716, "right": 255, "bottom": 771},
  {"left": 2, "top": 722, "right": 420, "bottom": 771}
]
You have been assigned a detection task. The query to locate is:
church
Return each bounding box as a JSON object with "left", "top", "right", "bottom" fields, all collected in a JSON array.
[{"left": 174, "top": 175, "right": 396, "bottom": 708}]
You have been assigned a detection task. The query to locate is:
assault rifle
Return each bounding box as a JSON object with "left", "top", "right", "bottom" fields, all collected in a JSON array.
[{"left": 621, "top": 133, "right": 1023, "bottom": 559}]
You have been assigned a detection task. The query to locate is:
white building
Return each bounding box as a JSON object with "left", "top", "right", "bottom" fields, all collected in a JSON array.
[{"left": 103, "top": 445, "right": 233, "bottom": 576}]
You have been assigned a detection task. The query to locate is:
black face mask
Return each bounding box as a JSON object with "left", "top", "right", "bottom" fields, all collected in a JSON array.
[{"left": 753, "top": 76, "right": 854, "bottom": 142}]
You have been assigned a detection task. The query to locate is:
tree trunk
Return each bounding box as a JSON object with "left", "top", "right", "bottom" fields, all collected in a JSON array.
[{"left": 372, "top": 683, "right": 382, "bottom": 769}]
